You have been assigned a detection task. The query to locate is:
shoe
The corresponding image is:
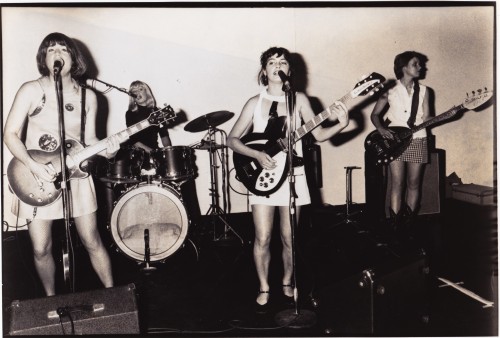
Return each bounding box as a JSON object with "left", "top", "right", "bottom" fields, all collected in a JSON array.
[
  {"left": 282, "top": 284, "right": 294, "bottom": 304},
  {"left": 255, "top": 290, "right": 270, "bottom": 313}
]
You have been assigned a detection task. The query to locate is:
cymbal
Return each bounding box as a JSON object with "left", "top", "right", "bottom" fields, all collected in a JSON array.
[
  {"left": 184, "top": 111, "right": 234, "bottom": 132},
  {"left": 192, "top": 141, "right": 227, "bottom": 150}
]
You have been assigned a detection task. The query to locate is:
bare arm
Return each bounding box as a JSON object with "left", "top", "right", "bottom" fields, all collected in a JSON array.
[
  {"left": 227, "top": 96, "right": 277, "bottom": 170},
  {"left": 370, "top": 91, "right": 394, "bottom": 139},
  {"left": 4, "top": 81, "right": 57, "bottom": 182},
  {"left": 298, "top": 93, "right": 350, "bottom": 142},
  {"left": 421, "top": 89, "right": 430, "bottom": 122}
]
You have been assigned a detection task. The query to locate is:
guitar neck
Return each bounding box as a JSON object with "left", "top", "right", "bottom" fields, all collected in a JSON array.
[
  {"left": 72, "top": 119, "right": 153, "bottom": 164},
  {"left": 411, "top": 104, "right": 465, "bottom": 133},
  {"left": 292, "top": 92, "right": 351, "bottom": 143}
]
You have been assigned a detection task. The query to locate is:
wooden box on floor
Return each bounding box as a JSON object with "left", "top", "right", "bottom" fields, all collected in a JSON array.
[
  {"left": 316, "top": 251, "right": 430, "bottom": 336},
  {"left": 9, "top": 284, "right": 140, "bottom": 335}
]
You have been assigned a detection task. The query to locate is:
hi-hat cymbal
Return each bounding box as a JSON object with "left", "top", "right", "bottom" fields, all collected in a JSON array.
[{"left": 184, "top": 111, "right": 234, "bottom": 132}]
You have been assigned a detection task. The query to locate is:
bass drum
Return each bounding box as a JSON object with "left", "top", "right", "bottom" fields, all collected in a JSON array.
[{"left": 109, "top": 183, "right": 189, "bottom": 262}]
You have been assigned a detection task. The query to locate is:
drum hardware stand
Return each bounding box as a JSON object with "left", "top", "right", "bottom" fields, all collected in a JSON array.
[
  {"left": 141, "top": 229, "right": 157, "bottom": 273},
  {"left": 204, "top": 127, "right": 243, "bottom": 245}
]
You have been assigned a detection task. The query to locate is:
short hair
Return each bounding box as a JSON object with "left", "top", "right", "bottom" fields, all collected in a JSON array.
[
  {"left": 258, "top": 47, "right": 293, "bottom": 86},
  {"left": 128, "top": 81, "right": 156, "bottom": 111},
  {"left": 36, "top": 32, "right": 87, "bottom": 77},
  {"left": 393, "top": 51, "right": 428, "bottom": 79}
]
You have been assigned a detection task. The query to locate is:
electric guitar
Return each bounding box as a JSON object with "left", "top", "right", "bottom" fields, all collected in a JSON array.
[
  {"left": 7, "top": 105, "right": 176, "bottom": 207},
  {"left": 364, "top": 88, "right": 493, "bottom": 165},
  {"left": 233, "top": 72, "right": 386, "bottom": 196}
]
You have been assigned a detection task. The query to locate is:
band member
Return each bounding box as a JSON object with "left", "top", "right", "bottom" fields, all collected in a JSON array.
[
  {"left": 227, "top": 47, "right": 349, "bottom": 309},
  {"left": 124, "top": 80, "right": 172, "bottom": 165},
  {"left": 370, "top": 51, "right": 430, "bottom": 235},
  {"left": 3, "top": 32, "right": 123, "bottom": 296}
]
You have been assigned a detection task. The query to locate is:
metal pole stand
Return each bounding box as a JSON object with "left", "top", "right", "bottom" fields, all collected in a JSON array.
[
  {"left": 204, "top": 127, "right": 243, "bottom": 245},
  {"left": 334, "top": 166, "right": 364, "bottom": 231}
]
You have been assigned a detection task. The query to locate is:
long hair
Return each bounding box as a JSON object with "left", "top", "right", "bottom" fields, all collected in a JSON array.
[
  {"left": 36, "top": 32, "right": 87, "bottom": 77},
  {"left": 128, "top": 81, "right": 156, "bottom": 111},
  {"left": 258, "top": 46, "right": 293, "bottom": 86},
  {"left": 393, "top": 51, "right": 428, "bottom": 79}
]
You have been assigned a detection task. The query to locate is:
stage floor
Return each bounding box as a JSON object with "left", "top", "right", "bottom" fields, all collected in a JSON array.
[{"left": 2, "top": 200, "right": 497, "bottom": 336}]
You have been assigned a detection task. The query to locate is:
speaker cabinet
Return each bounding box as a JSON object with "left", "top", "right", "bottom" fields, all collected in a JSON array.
[
  {"left": 9, "top": 284, "right": 140, "bottom": 335},
  {"left": 365, "top": 149, "right": 445, "bottom": 219}
]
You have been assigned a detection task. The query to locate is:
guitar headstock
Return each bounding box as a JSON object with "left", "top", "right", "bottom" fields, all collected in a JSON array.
[
  {"left": 463, "top": 88, "right": 493, "bottom": 110},
  {"left": 351, "top": 72, "right": 386, "bottom": 98},
  {"left": 148, "top": 104, "right": 177, "bottom": 125}
]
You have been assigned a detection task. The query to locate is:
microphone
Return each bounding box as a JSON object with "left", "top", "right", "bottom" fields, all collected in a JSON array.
[
  {"left": 278, "top": 70, "right": 291, "bottom": 91},
  {"left": 53, "top": 60, "right": 63, "bottom": 74}
]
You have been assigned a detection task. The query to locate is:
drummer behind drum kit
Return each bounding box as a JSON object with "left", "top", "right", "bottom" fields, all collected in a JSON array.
[{"left": 103, "top": 110, "right": 242, "bottom": 270}]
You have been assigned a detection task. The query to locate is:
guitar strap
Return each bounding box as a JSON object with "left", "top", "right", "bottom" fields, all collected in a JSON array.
[
  {"left": 269, "top": 101, "right": 278, "bottom": 119},
  {"left": 80, "top": 86, "right": 87, "bottom": 146},
  {"left": 407, "top": 81, "right": 420, "bottom": 128}
]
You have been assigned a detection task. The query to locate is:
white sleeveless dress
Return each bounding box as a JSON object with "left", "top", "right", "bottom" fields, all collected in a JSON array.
[
  {"left": 248, "top": 89, "right": 311, "bottom": 207},
  {"left": 11, "top": 78, "right": 97, "bottom": 220}
]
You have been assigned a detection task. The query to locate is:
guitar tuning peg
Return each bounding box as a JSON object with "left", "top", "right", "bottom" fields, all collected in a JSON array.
[
  {"left": 478, "top": 88, "right": 482, "bottom": 94},
  {"left": 466, "top": 92, "right": 469, "bottom": 97},
  {"left": 485, "top": 87, "right": 488, "bottom": 92},
  {"left": 472, "top": 90, "right": 476, "bottom": 96}
]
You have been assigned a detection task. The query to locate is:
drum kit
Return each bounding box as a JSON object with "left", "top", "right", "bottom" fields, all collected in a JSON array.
[{"left": 101, "top": 111, "right": 242, "bottom": 269}]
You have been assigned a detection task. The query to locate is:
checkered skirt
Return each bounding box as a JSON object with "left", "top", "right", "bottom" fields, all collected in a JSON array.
[{"left": 396, "top": 137, "right": 428, "bottom": 163}]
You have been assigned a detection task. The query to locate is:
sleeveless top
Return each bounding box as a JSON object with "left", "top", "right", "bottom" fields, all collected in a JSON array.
[
  {"left": 12, "top": 78, "right": 97, "bottom": 220},
  {"left": 248, "top": 89, "right": 310, "bottom": 206},
  {"left": 385, "top": 80, "right": 428, "bottom": 138}
]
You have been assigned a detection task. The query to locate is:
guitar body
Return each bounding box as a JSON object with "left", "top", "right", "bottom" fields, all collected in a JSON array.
[
  {"left": 233, "top": 136, "right": 290, "bottom": 197},
  {"left": 234, "top": 116, "right": 304, "bottom": 196},
  {"left": 7, "top": 139, "right": 88, "bottom": 207},
  {"left": 364, "top": 126, "right": 413, "bottom": 165}
]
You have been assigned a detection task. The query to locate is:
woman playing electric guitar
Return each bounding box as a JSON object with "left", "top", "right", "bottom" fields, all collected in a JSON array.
[
  {"left": 227, "top": 47, "right": 349, "bottom": 310},
  {"left": 370, "top": 51, "right": 431, "bottom": 237},
  {"left": 3, "top": 32, "right": 121, "bottom": 296}
]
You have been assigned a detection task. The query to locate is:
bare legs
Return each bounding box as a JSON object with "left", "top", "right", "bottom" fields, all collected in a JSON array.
[
  {"left": 28, "top": 219, "right": 56, "bottom": 296},
  {"left": 252, "top": 204, "right": 300, "bottom": 304},
  {"left": 388, "top": 160, "right": 425, "bottom": 213},
  {"left": 27, "top": 212, "right": 113, "bottom": 296}
]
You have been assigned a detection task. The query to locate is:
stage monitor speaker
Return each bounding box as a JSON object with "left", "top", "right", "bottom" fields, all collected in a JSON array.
[
  {"left": 9, "top": 284, "right": 140, "bottom": 335},
  {"left": 365, "top": 149, "right": 445, "bottom": 219}
]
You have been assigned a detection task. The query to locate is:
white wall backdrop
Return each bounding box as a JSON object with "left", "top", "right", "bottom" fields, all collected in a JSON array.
[{"left": 2, "top": 5, "right": 495, "bottom": 228}]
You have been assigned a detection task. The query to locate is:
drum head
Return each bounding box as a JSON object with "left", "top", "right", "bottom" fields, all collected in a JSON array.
[{"left": 110, "top": 184, "right": 189, "bottom": 262}]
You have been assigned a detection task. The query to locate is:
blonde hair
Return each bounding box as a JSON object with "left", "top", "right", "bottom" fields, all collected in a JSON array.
[{"left": 128, "top": 80, "right": 156, "bottom": 111}]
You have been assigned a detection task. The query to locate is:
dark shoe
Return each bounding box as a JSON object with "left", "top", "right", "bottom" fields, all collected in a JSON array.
[
  {"left": 255, "top": 290, "right": 270, "bottom": 313},
  {"left": 282, "top": 284, "right": 294, "bottom": 305}
]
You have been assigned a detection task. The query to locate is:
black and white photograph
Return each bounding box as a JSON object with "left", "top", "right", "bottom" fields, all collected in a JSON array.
[{"left": 1, "top": 2, "right": 496, "bottom": 336}]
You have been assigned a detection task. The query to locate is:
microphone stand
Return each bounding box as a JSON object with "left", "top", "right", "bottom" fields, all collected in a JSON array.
[
  {"left": 83, "top": 78, "right": 134, "bottom": 97},
  {"left": 274, "top": 82, "right": 316, "bottom": 329},
  {"left": 55, "top": 69, "right": 74, "bottom": 293}
]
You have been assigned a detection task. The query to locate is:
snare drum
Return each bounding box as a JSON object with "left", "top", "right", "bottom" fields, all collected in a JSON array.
[
  {"left": 109, "top": 183, "right": 189, "bottom": 262},
  {"left": 106, "top": 147, "right": 145, "bottom": 183},
  {"left": 152, "top": 146, "right": 194, "bottom": 181}
]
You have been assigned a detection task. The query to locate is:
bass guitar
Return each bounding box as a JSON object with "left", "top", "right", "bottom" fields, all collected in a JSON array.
[
  {"left": 7, "top": 105, "right": 176, "bottom": 207},
  {"left": 364, "top": 88, "right": 493, "bottom": 165},
  {"left": 233, "top": 72, "right": 386, "bottom": 196}
]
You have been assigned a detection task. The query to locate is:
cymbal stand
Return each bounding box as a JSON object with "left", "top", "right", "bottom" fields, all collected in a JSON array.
[{"left": 205, "top": 127, "right": 243, "bottom": 245}]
